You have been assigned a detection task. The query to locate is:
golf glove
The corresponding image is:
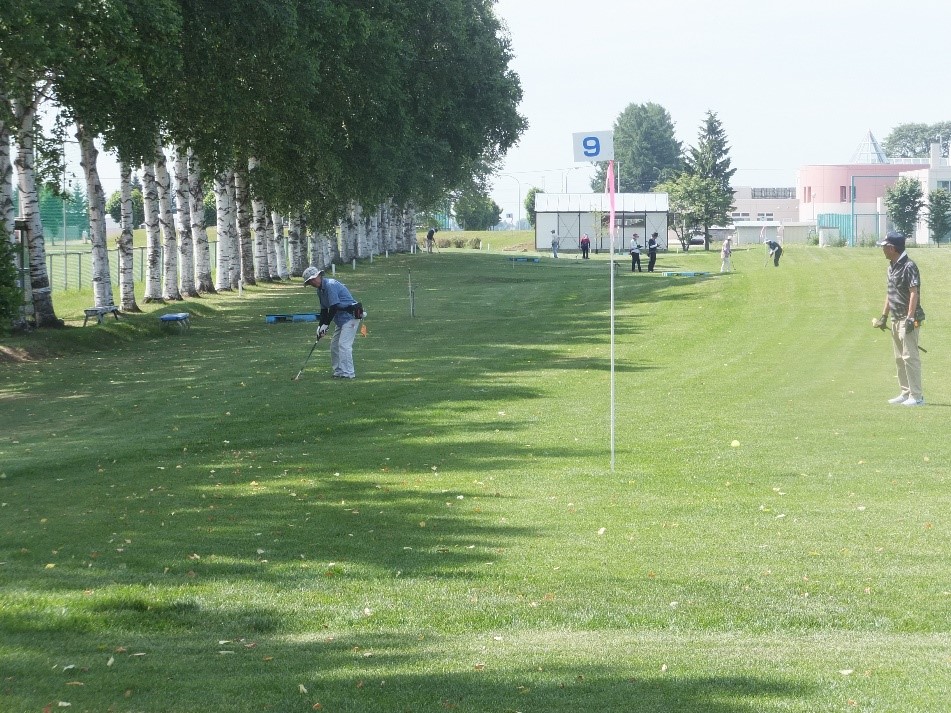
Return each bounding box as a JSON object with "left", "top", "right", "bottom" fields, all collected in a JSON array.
[
  {"left": 904, "top": 317, "right": 916, "bottom": 333},
  {"left": 317, "top": 324, "right": 328, "bottom": 338},
  {"left": 872, "top": 315, "right": 887, "bottom": 330}
]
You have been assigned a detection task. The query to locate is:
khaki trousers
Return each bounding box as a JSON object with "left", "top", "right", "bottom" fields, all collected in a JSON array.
[{"left": 891, "top": 319, "right": 922, "bottom": 400}]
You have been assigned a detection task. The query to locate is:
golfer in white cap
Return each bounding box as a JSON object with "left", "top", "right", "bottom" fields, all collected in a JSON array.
[{"left": 301, "top": 266, "right": 364, "bottom": 379}]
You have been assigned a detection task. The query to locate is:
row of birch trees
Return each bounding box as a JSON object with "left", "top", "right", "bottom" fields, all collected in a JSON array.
[{"left": 1, "top": 0, "right": 525, "bottom": 327}]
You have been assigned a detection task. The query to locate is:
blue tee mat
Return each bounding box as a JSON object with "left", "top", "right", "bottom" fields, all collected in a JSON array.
[
  {"left": 158, "top": 312, "right": 190, "bottom": 329},
  {"left": 265, "top": 313, "right": 318, "bottom": 323}
]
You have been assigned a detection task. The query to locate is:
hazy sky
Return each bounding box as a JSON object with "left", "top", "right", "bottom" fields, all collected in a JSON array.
[{"left": 488, "top": 0, "right": 951, "bottom": 222}]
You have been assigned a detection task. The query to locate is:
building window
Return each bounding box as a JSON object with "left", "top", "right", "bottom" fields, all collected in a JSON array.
[
  {"left": 840, "top": 186, "right": 848, "bottom": 202},
  {"left": 751, "top": 187, "right": 796, "bottom": 199},
  {"left": 731, "top": 212, "right": 751, "bottom": 222},
  {"left": 938, "top": 180, "right": 951, "bottom": 192},
  {"left": 757, "top": 212, "right": 774, "bottom": 221},
  {"left": 804, "top": 187, "right": 812, "bottom": 203}
]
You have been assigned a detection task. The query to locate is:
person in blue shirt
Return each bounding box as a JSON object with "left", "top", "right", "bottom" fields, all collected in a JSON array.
[{"left": 302, "top": 266, "right": 364, "bottom": 379}]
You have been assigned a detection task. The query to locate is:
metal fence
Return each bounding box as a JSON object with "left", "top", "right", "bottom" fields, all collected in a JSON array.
[{"left": 45, "top": 242, "right": 220, "bottom": 292}]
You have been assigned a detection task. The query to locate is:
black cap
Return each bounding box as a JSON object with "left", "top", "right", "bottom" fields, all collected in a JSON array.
[{"left": 876, "top": 231, "right": 905, "bottom": 249}]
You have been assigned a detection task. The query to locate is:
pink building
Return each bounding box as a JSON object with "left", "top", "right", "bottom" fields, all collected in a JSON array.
[{"left": 796, "top": 132, "right": 928, "bottom": 243}]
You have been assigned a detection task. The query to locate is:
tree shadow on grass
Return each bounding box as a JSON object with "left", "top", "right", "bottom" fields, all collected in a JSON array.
[{"left": 0, "top": 627, "right": 816, "bottom": 712}]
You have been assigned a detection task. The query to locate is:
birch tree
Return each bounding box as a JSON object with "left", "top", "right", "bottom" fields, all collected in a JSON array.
[
  {"left": 1, "top": 121, "right": 14, "bottom": 240},
  {"left": 116, "top": 162, "right": 140, "bottom": 311},
  {"left": 76, "top": 123, "right": 114, "bottom": 307},
  {"left": 154, "top": 144, "right": 181, "bottom": 300},
  {"left": 226, "top": 174, "right": 240, "bottom": 288},
  {"left": 173, "top": 148, "right": 197, "bottom": 297},
  {"left": 271, "top": 211, "right": 288, "bottom": 279},
  {"left": 11, "top": 90, "right": 60, "bottom": 326},
  {"left": 187, "top": 149, "right": 215, "bottom": 293},
  {"left": 213, "top": 171, "right": 234, "bottom": 292},
  {"left": 233, "top": 167, "right": 255, "bottom": 285},
  {"left": 141, "top": 163, "right": 163, "bottom": 302}
]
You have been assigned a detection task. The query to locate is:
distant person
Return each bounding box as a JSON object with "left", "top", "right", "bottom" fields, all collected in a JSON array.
[
  {"left": 301, "top": 266, "right": 364, "bottom": 380},
  {"left": 647, "top": 232, "right": 659, "bottom": 272},
  {"left": 426, "top": 227, "right": 437, "bottom": 253},
  {"left": 550, "top": 229, "right": 560, "bottom": 258},
  {"left": 720, "top": 236, "right": 733, "bottom": 272},
  {"left": 580, "top": 233, "right": 591, "bottom": 259},
  {"left": 765, "top": 238, "right": 783, "bottom": 267},
  {"left": 629, "top": 233, "right": 642, "bottom": 272},
  {"left": 873, "top": 231, "right": 925, "bottom": 406}
]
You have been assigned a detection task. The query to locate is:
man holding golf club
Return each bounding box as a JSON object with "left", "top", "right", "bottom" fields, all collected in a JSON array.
[
  {"left": 873, "top": 231, "right": 925, "bottom": 406},
  {"left": 764, "top": 238, "right": 783, "bottom": 267},
  {"left": 301, "top": 266, "right": 364, "bottom": 380}
]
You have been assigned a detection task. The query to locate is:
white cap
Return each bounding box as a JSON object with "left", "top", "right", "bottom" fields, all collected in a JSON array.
[{"left": 301, "top": 266, "right": 323, "bottom": 284}]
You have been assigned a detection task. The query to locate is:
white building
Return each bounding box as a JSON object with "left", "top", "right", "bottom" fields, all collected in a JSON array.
[
  {"left": 534, "top": 193, "right": 669, "bottom": 253},
  {"left": 898, "top": 143, "right": 951, "bottom": 243}
]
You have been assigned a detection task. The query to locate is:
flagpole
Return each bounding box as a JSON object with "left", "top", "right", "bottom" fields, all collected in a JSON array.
[{"left": 606, "top": 160, "right": 616, "bottom": 472}]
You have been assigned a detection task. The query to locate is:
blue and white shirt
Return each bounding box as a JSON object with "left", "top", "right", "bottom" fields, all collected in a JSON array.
[{"left": 317, "top": 277, "right": 358, "bottom": 326}]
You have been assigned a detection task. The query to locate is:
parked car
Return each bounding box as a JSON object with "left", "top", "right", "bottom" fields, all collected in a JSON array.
[{"left": 688, "top": 232, "right": 706, "bottom": 246}]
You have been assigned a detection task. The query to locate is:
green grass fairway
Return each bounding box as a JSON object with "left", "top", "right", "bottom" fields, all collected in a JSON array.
[{"left": 2, "top": 245, "right": 950, "bottom": 712}]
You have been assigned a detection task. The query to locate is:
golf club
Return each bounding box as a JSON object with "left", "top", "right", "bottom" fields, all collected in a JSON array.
[{"left": 292, "top": 335, "right": 323, "bottom": 381}]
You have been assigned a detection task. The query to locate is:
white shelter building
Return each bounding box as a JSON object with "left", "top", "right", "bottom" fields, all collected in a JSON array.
[{"left": 534, "top": 193, "right": 669, "bottom": 253}]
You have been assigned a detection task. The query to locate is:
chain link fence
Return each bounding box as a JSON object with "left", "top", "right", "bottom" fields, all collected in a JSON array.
[{"left": 45, "top": 243, "right": 220, "bottom": 292}]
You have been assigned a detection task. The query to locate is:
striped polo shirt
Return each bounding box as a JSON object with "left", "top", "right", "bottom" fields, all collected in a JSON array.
[{"left": 886, "top": 253, "right": 924, "bottom": 321}]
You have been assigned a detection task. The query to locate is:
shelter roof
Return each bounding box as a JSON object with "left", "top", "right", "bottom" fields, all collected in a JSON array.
[{"left": 535, "top": 193, "right": 669, "bottom": 213}]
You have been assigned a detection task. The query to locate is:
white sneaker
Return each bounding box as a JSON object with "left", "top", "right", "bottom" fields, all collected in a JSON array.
[
  {"left": 901, "top": 397, "right": 925, "bottom": 407},
  {"left": 888, "top": 394, "right": 908, "bottom": 404}
]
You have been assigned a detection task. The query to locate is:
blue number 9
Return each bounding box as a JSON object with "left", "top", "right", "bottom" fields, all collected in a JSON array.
[{"left": 582, "top": 136, "right": 600, "bottom": 157}]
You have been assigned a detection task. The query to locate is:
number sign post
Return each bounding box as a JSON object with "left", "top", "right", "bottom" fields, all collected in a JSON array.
[
  {"left": 572, "top": 131, "right": 614, "bottom": 163},
  {"left": 573, "top": 130, "right": 617, "bottom": 471}
]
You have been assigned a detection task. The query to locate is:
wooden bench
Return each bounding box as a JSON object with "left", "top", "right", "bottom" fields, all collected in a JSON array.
[
  {"left": 159, "top": 312, "right": 190, "bottom": 330},
  {"left": 83, "top": 305, "right": 120, "bottom": 326}
]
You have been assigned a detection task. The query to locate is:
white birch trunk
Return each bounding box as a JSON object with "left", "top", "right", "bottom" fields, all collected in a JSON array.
[
  {"left": 403, "top": 204, "right": 417, "bottom": 252},
  {"left": 1, "top": 120, "right": 14, "bottom": 240},
  {"left": 141, "top": 163, "right": 163, "bottom": 301},
  {"left": 264, "top": 210, "right": 279, "bottom": 280},
  {"left": 226, "top": 173, "right": 240, "bottom": 289},
  {"left": 288, "top": 215, "right": 304, "bottom": 276},
  {"left": 387, "top": 202, "right": 401, "bottom": 253},
  {"left": 340, "top": 204, "right": 357, "bottom": 262},
  {"left": 154, "top": 143, "right": 181, "bottom": 300},
  {"left": 76, "top": 125, "right": 114, "bottom": 308},
  {"left": 233, "top": 167, "right": 255, "bottom": 285},
  {"left": 248, "top": 157, "right": 270, "bottom": 280},
  {"left": 174, "top": 148, "right": 197, "bottom": 297},
  {"left": 213, "top": 172, "right": 233, "bottom": 291},
  {"left": 271, "top": 211, "right": 288, "bottom": 279},
  {"left": 187, "top": 150, "right": 215, "bottom": 293},
  {"left": 11, "top": 93, "right": 59, "bottom": 326},
  {"left": 117, "top": 163, "right": 140, "bottom": 311}
]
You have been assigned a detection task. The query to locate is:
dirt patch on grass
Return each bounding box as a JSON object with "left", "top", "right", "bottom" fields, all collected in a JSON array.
[
  {"left": 501, "top": 243, "right": 534, "bottom": 252},
  {"left": 0, "top": 345, "right": 41, "bottom": 363}
]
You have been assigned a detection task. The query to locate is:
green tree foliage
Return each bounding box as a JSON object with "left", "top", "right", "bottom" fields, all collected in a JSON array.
[
  {"left": 884, "top": 177, "right": 924, "bottom": 239},
  {"left": 883, "top": 122, "right": 951, "bottom": 158},
  {"left": 591, "top": 103, "right": 682, "bottom": 193},
  {"left": 524, "top": 187, "right": 543, "bottom": 227},
  {"left": 454, "top": 191, "right": 502, "bottom": 230},
  {"left": 926, "top": 188, "right": 951, "bottom": 244},
  {"left": 0, "top": 229, "right": 23, "bottom": 333},
  {"left": 106, "top": 188, "right": 144, "bottom": 228},
  {"left": 672, "top": 111, "right": 736, "bottom": 249},
  {"left": 657, "top": 174, "right": 731, "bottom": 251}
]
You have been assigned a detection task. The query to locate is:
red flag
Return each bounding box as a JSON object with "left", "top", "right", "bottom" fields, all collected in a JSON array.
[{"left": 605, "top": 160, "right": 616, "bottom": 247}]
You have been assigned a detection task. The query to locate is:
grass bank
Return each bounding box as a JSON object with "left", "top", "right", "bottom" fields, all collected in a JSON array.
[{"left": 2, "top": 244, "right": 950, "bottom": 712}]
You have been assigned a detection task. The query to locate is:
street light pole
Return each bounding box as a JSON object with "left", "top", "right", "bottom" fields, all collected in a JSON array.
[{"left": 497, "top": 173, "right": 522, "bottom": 230}]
